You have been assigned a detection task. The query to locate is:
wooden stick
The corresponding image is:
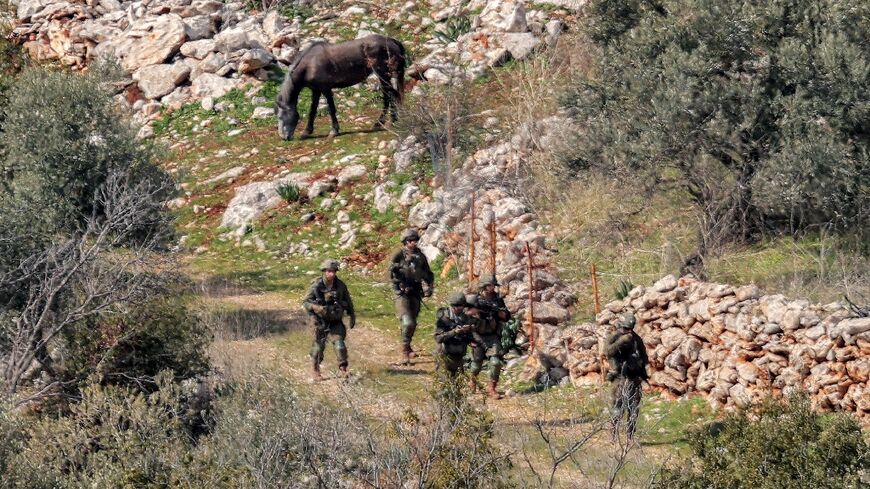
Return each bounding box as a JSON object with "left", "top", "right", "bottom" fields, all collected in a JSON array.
[
  {"left": 526, "top": 241, "right": 537, "bottom": 353},
  {"left": 467, "top": 192, "right": 476, "bottom": 283},
  {"left": 489, "top": 218, "right": 496, "bottom": 276},
  {"left": 591, "top": 263, "right": 601, "bottom": 315}
]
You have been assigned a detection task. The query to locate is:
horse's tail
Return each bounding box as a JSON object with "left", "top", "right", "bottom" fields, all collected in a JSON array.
[{"left": 395, "top": 40, "right": 407, "bottom": 104}]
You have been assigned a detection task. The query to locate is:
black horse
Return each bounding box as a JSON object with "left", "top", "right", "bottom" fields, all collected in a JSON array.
[{"left": 275, "top": 34, "right": 406, "bottom": 140}]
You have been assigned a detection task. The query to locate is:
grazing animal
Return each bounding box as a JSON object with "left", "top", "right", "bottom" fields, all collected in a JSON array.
[{"left": 275, "top": 34, "right": 406, "bottom": 140}]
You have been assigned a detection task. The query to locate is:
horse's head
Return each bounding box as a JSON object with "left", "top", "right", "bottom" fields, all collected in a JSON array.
[{"left": 275, "top": 102, "right": 299, "bottom": 141}]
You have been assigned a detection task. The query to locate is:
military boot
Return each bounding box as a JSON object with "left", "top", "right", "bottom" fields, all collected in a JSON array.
[
  {"left": 339, "top": 365, "right": 349, "bottom": 379},
  {"left": 487, "top": 380, "right": 503, "bottom": 400},
  {"left": 312, "top": 363, "right": 323, "bottom": 381},
  {"left": 468, "top": 376, "right": 479, "bottom": 393},
  {"left": 401, "top": 344, "right": 412, "bottom": 365}
]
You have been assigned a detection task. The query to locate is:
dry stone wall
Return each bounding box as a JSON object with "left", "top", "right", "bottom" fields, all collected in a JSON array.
[{"left": 532, "top": 275, "right": 870, "bottom": 417}]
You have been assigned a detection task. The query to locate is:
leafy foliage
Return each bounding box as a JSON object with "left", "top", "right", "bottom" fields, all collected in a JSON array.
[
  {"left": 433, "top": 16, "right": 472, "bottom": 44},
  {"left": 614, "top": 280, "right": 635, "bottom": 300},
  {"left": 276, "top": 182, "right": 301, "bottom": 202},
  {"left": 656, "top": 392, "right": 870, "bottom": 489},
  {"left": 565, "top": 0, "right": 870, "bottom": 251}
]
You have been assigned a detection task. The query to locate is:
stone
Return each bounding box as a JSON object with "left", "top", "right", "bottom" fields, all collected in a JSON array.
[
  {"left": 199, "top": 51, "right": 226, "bottom": 73},
  {"left": 134, "top": 63, "right": 191, "bottom": 100},
  {"left": 533, "top": 301, "right": 570, "bottom": 325},
  {"left": 337, "top": 164, "right": 368, "bottom": 185},
  {"left": 191, "top": 73, "right": 240, "bottom": 99},
  {"left": 503, "top": 2, "right": 528, "bottom": 32},
  {"left": 652, "top": 274, "right": 678, "bottom": 293},
  {"left": 238, "top": 48, "right": 274, "bottom": 73},
  {"left": 252, "top": 106, "right": 274, "bottom": 119},
  {"left": 183, "top": 15, "right": 215, "bottom": 41},
  {"left": 214, "top": 26, "right": 264, "bottom": 53},
  {"left": 307, "top": 179, "right": 334, "bottom": 200},
  {"left": 398, "top": 184, "right": 419, "bottom": 207},
  {"left": 373, "top": 182, "right": 394, "bottom": 213},
  {"left": 204, "top": 165, "right": 246, "bottom": 184},
  {"left": 263, "top": 10, "right": 285, "bottom": 37},
  {"left": 180, "top": 39, "right": 217, "bottom": 59},
  {"left": 220, "top": 173, "right": 309, "bottom": 229},
  {"left": 118, "top": 14, "right": 187, "bottom": 72},
  {"left": 500, "top": 32, "right": 540, "bottom": 61}
]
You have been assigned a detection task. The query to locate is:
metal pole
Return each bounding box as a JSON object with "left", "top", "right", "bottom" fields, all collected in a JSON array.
[
  {"left": 591, "top": 263, "right": 601, "bottom": 315},
  {"left": 526, "top": 241, "right": 536, "bottom": 353}
]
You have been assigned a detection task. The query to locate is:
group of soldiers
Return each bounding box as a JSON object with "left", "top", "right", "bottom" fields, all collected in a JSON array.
[{"left": 302, "top": 228, "right": 650, "bottom": 438}]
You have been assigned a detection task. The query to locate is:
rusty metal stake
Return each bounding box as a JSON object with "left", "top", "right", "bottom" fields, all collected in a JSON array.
[
  {"left": 526, "top": 241, "right": 537, "bottom": 354},
  {"left": 467, "top": 192, "right": 477, "bottom": 283},
  {"left": 489, "top": 219, "right": 497, "bottom": 276},
  {"left": 591, "top": 263, "right": 601, "bottom": 315}
]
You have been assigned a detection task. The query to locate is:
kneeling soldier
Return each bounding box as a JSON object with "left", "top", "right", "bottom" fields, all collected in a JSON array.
[
  {"left": 605, "top": 313, "right": 648, "bottom": 441},
  {"left": 434, "top": 291, "right": 475, "bottom": 377},
  {"left": 303, "top": 259, "right": 356, "bottom": 381}
]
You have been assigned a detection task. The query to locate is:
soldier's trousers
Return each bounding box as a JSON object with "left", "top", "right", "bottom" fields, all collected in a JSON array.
[
  {"left": 610, "top": 377, "right": 642, "bottom": 439},
  {"left": 470, "top": 334, "right": 503, "bottom": 381},
  {"left": 437, "top": 352, "right": 465, "bottom": 377},
  {"left": 395, "top": 293, "right": 422, "bottom": 349},
  {"left": 311, "top": 321, "right": 348, "bottom": 368}
]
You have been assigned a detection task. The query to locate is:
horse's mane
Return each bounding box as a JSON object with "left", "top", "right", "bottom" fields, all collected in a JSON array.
[
  {"left": 286, "top": 41, "right": 328, "bottom": 75},
  {"left": 277, "top": 41, "right": 328, "bottom": 109}
]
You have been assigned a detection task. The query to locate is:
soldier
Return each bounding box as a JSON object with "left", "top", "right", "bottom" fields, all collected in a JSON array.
[
  {"left": 469, "top": 274, "right": 511, "bottom": 399},
  {"left": 390, "top": 228, "right": 434, "bottom": 365},
  {"left": 604, "top": 313, "right": 648, "bottom": 441},
  {"left": 303, "top": 259, "right": 356, "bottom": 381},
  {"left": 433, "top": 290, "right": 475, "bottom": 377}
]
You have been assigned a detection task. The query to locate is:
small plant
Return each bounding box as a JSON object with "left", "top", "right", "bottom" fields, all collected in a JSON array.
[
  {"left": 433, "top": 16, "right": 472, "bottom": 44},
  {"left": 276, "top": 182, "right": 300, "bottom": 203},
  {"left": 614, "top": 279, "right": 634, "bottom": 300}
]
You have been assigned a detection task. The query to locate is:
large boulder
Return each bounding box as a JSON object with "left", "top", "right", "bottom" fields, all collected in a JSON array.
[
  {"left": 238, "top": 48, "right": 274, "bottom": 74},
  {"left": 118, "top": 14, "right": 187, "bottom": 72},
  {"left": 180, "top": 39, "right": 217, "bottom": 59},
  {"left": 183, "top": 15, "right": 216, "bottom": 41},
  {"left": 191, "top": 73, "right": 240, "bottom": 99},
  {"left": 134, "top": 63, "right": 191, "bottom": 100},
  {"left": 500, "top": 32, "right": 540, "bottom": 61}
]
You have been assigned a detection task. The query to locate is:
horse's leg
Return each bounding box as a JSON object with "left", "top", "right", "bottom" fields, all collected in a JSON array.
[
  {"left": 323, "top": 89, "right": 340, "bottom": 138},
  {"left": 374, "top": 68, "right": 391, "bottom": 129},
  {"left": 301, "top": 88, "right": 320, "bottom": 138}
]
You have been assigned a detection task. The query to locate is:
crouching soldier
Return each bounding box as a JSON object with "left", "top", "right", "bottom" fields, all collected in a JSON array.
[
  {"left": 434, "top": 291, "right": 475, "bottom": 377},
  {"left": 605, "top": 313, "right": 648, "bottom": 441},
  {"left": 468, "top": 275, "right": 510, "bottom": 399},
  {"left": 303, "top": 259, "right": 355, "bottom": 381}
]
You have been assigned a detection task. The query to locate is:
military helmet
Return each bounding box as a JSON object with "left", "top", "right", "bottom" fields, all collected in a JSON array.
[
  {"left": 478, "top": 274, "right": 499, "bottom": 288},
  {"left": 464, "top": 294, "right": 479, "bottom": 307},
  {"left": 448, "top": 290, "right": 468, "bottom": 307},
  {"left": 320, "top": 259, "right": 340, "bottom": 271},
  {"left": 401, "top": 228, "right": 420, "bottom": 243},
  {"left": 617, "top": 312, "right": 636, "bottom": 329}
]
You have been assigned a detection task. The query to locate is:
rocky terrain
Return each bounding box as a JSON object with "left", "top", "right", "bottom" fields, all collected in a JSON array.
[
  {"left": 8, "top": 0, "right": 870, "bottom": 422},
  {"left": 531, "top": 274, "right": 870, "bottom": 417},
  {"left": 9, "top": 0, "right": 575, "bottom": 132}
]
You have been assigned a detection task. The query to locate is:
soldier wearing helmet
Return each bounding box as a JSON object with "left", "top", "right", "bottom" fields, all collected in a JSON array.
[
  {"left": 389, "top": 228, "right": 434, "bottom": 365},
  {"left": 303, "top": 259, "right": 355, "bottom": 381},
  {"left": 433, "top": 290, "right": 476, "bottom": 377},
  {"left": 468, "top": 274, "right": 512, "bottom": 399},
  {"left": 604, "top": 312, "right": 648, "bottom": 441}
]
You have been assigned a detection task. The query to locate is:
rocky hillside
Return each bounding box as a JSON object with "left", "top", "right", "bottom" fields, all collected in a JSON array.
[{"left": 7, "top": 0, "right": 870, "bottom": 423}]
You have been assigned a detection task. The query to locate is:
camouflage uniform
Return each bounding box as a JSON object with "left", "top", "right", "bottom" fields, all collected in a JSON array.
[
  {"left": 434, "top": 291, "right": 475, "bottom": 376},
  {"left": 470, "top": 275, "right": 511, "bottom": 398},
  {"left": 390, "top": 229, "right": 434, "bottom": 361},
  {"left": 605, "top": 313, "right": 648, "bottom": 440},
  {"left": 303, "top": 260, "right": 355, "bottom": 377}
]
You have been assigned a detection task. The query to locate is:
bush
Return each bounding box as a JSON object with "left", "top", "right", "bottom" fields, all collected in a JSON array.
[
  {"left": 276, "top": 182, "right": 301, "bottom": 203},
  {"left": 433, "top": 16, "right": 472, "bottom": 44},
  {"left": 656, "top": 392, "right": 870, "bottom": 489},
  {"left": 565, "top": 0, "right": 870, "bottom": 254}
]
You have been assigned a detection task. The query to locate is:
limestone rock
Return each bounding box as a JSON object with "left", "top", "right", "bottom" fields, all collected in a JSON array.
[{"left": 134, "top": 63, "right": 191, "bottom": 100}]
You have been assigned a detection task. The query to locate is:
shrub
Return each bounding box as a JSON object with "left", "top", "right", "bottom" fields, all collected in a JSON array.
[
  {"left": 564, "top": 0, "right": 870, "bottom": 256},
  {"left": 433, "top": 16, "right": 472, "bottom": 44},
  {"left": 656, "top": 392, "right": 870, "bottom": 489},
  {"left": 276, "top": 182, "right": 301, "bottom": 203}
]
